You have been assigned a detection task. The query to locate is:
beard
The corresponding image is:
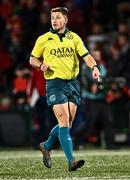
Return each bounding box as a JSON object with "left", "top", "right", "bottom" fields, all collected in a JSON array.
[
  {"left": 52, "top": 23, "right": 65, "bottom": 33},
  {"left": 53, "top": 26, "right": 62, "bottom": 31}
]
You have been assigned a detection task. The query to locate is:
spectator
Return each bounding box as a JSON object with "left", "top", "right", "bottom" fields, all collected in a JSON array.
[
  {"left": 37, "top": 11, "right": 50, "bottom": 36},
  {"left": 12, "top": 64, "right": 32, "bottom": 107},
  {"left": 64, "top": 0, "right": 86, "bottom": 40},
  {"left": 75, "top": 50, "right": 117, "bottom": 149},
  {"left": 0, "top": 0, "right": 14, "bottom": 22},
  {"left": 87, "top": 23, "right": 108, "bottom": 50},
  {"left": 117, "top": 33, "right": 130, "bottom": 86},
  {"left": 30, "top": 68, "right": 57, "bottom": 149}
]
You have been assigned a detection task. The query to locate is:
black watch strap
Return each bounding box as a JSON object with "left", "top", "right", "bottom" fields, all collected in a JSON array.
[{"left": 92, "top": 65, "right": 98, "bottom": 71}]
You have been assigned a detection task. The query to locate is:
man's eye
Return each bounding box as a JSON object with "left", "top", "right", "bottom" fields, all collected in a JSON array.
[{"left": 56, "top": 15, "right": 61, "bottom": 18}]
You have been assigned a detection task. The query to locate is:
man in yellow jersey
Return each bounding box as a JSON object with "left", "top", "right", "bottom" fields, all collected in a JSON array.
[{"left": 29, "top": 7, "right": 100, "bottom": 171}]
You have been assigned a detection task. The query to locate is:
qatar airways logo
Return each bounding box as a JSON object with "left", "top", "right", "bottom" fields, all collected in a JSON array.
[{"left": 50, "top": 47, "right": 74, "bottom": 58}]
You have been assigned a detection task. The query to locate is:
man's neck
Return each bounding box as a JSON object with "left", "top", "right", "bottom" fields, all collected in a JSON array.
[
  {"left": 50, "top": 27, "right": 69, "bottom": 34},
  {"left": 58, "top": 28, "right": 65, "bottom": 34},
  {"left": 53, "top": 27, "right": 66, "bottom": 34}
]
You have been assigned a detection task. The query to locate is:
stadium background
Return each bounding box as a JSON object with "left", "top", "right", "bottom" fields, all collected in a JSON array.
[{"left": 0, "top": 0, "right": 130, "bottom": 149}]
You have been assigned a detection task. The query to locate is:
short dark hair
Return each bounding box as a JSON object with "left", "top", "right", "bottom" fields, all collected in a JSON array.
[{"left": 51, "top": 7, "right": 68, "bottom": 16}]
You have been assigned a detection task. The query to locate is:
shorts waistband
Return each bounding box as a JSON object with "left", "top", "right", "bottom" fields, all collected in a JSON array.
[{"left": 46, "top": 77, "right": 77, "bottom": 83}]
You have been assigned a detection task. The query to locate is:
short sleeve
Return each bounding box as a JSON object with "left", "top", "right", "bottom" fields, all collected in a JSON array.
[
  {"left": 74, "top": 33, "right": 89, "bottom": 57},
  {"left": 31, "top": 36, "right": 45, "bottom": 58}
]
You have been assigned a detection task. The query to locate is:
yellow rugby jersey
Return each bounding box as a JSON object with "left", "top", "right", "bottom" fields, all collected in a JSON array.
[{"left": 31, "top": 28, "right": 89, "bottom": 80}]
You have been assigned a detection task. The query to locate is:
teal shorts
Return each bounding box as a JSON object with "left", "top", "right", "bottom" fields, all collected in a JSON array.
[{"left": 46, "top": 78, "right": 81, "bottom": 106}]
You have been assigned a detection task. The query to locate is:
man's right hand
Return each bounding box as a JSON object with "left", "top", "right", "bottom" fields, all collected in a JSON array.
[{"left": 40, "top": 63, "right": 50, "bottom": 72}]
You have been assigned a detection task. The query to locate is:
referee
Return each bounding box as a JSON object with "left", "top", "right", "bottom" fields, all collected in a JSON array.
[{"left": 29, "top": 7, "right": 100, "bottom": 171}]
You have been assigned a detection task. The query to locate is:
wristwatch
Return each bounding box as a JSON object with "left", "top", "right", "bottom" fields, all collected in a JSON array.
[{"left": 92, "top": 65, "right": 98, "bottom": 71}]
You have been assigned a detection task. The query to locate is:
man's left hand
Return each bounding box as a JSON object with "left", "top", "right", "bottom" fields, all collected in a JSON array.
[{"left": 92, "top": 67, "right": 101, "bottom": 82}]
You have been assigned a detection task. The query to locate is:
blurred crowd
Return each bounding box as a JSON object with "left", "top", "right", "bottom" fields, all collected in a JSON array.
[{"left": 0, "top": 0, "right": 130, "bottom": 148}]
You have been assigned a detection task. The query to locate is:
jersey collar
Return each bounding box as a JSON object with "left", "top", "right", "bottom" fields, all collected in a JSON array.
[
  {"left": 50, "top": 27, "right": 70, "bottom": 35},
  {"left": 50, "top": 28, "right": 70, "bottom": 41}
]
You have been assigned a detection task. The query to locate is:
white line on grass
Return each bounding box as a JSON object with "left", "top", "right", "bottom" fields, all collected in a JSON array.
[
  {"left": 0, "top": 150, "right": 130, "bottom": 160},
  {"left": 1, "top": 176, "right": 130, "bottom": 180}
]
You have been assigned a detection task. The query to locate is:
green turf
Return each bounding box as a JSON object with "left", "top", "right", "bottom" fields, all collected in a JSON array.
[{"left": 0, "top": 149, "right": 130, "bottom": 179}]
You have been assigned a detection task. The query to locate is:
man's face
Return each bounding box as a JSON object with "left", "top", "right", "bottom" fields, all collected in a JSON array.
[
  {"left": 118, "top": 35, "right": 128, "bottom": 47},
  {"left": 51, "top": 12, "right": 67, "bottom": 31}
]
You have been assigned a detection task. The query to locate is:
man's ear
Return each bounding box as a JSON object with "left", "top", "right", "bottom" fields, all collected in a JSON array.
[{"left": 65, "top": 17, "right": 68, "bottom": 24}]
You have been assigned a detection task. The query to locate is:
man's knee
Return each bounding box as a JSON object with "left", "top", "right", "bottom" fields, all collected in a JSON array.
[
  {"left": 57, "top": 113, "right": 69, "bottom": 127},
  {"left": 57, "top": 112, "right": 69, "bottom": 120}
]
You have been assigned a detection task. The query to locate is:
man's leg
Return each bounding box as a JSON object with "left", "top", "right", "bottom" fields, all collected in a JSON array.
[
  {"left": 39, "top": 124, "right": 59, "bottom": 168},
  {"left": 53, "top": 102, "right": 85, "bottom": 171},
  {"left": 53, "top": 103, "right": 74, "bottom": 162},
  {"left": 44, "top": 124, "right": 59, "bottom": 150}
]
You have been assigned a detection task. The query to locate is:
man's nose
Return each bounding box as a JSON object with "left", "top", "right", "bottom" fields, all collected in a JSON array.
[{"left": 53, "top": 19, "right": 56, "bottom": 23}]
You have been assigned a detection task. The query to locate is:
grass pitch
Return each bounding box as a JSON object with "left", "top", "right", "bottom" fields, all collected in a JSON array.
[{"left": 0, "top": 149, "right": 130, "bottom": 180}]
